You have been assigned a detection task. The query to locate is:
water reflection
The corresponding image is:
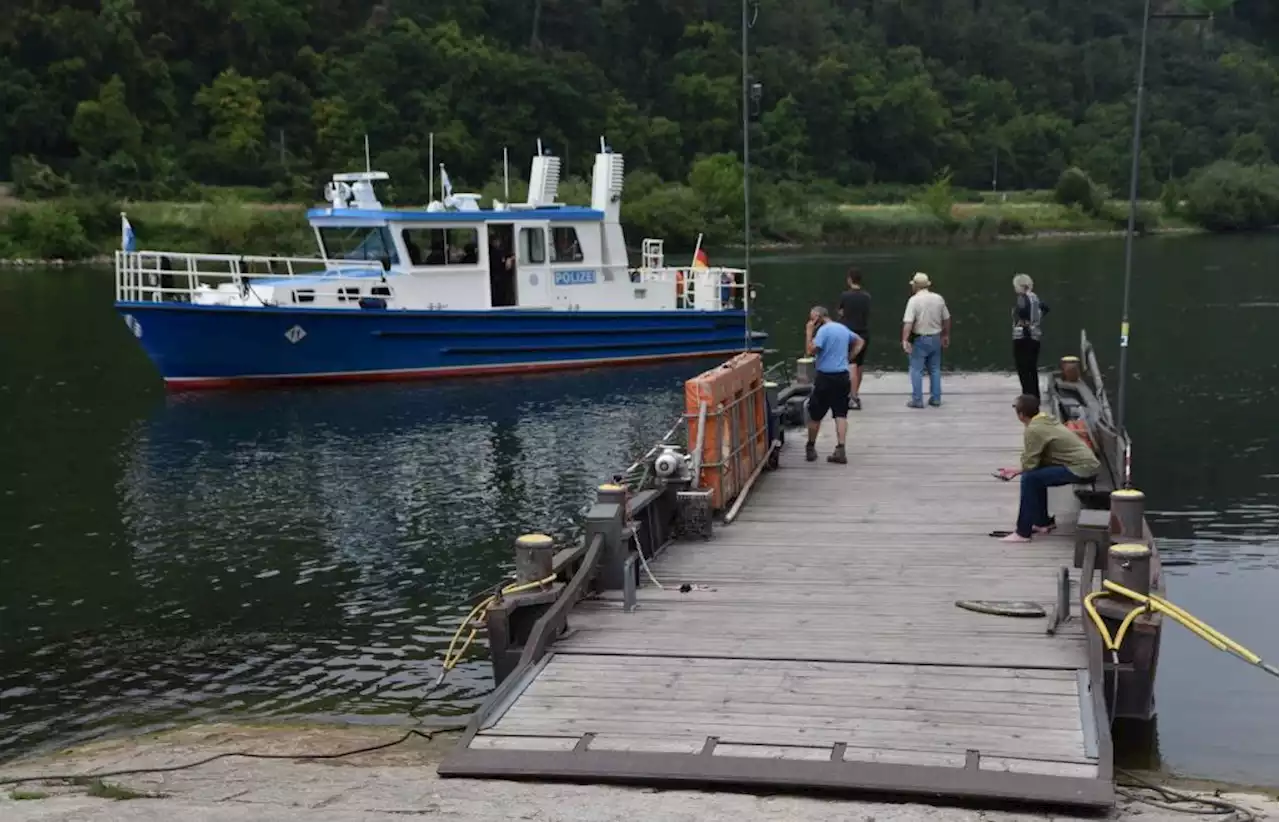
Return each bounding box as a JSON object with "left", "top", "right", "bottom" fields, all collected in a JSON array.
[{"left": 1, "top": 364, "right": 697, "bottom": 759}]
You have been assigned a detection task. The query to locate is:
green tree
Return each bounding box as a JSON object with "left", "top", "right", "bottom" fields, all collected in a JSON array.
[
  {"left": 69, "top": 75, "right": 145, "bottom": 190},
  {"left": 194, "top": 69, "right": 268, "bottom": 182}
]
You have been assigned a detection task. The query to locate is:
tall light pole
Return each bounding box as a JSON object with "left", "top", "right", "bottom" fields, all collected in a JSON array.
[
  {"left": 1115, "top": 0, "right": 1214, "bottom": 440},
  {"left": 1115, "top": 0, "right": 1151, "bottom": 440},
  {"left": 741, "top": 0, "right": 751, "bottom": 271},
  {"left": 741, "top": 0, "right": 752, "bottom": 351}
]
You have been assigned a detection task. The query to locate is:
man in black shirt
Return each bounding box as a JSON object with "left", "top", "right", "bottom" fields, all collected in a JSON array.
[{"left": 838, "top": 267, "right": 872, "bottom": 410}]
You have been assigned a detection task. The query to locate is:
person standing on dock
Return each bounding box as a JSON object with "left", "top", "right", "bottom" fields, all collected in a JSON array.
[
  {"left": 1012, "top": 273, "right": 1049, "bottom": 398},
  {"left": 804, "top": 306, "right": 865, "bottom": 465},
  {"left": 838, "top": 267, "right": 871, "bottom": 410},
  {"left": 996, "top": 394, "right": 1100, "bottom": 543},
  {"left": 901, "top": 272, "right": 950, "bottom": 408}
]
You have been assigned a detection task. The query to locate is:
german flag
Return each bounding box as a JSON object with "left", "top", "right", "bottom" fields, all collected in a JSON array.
[{"left": 692, "top": 247, "right": 710, "bottom": 270}]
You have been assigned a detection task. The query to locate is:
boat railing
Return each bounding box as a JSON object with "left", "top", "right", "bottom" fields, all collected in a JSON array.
[
  {"left": 115, "top": 250, "right": 386, "bottom": 303},
  {"left": 634, "top": 265, "right": 749, "bottom": 311}
]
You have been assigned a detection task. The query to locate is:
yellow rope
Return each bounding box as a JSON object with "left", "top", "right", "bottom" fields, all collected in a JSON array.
[
  {"left": 437, "top": 573, "right": 560, "bottom": 682},
  {"left": 1084, "top": 580, "right": 1277, "bottom": 677}
]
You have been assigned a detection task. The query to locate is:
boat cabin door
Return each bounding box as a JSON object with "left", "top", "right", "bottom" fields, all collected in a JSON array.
[
  {"left": 511, "top": 222, "right": 552, "bottom": 309},
  {"left": 486, "top": 224, "right": 519, "bottom": 308}
]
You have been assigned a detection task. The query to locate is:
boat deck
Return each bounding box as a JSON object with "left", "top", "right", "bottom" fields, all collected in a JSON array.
[{"left": 440, "top": 372, "right": 1112, "bottom": 808}]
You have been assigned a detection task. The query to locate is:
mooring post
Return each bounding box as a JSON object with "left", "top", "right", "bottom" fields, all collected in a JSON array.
[
  {"left": 1060, "top": 355, "right": 1082, "bottom": 383},
  {"left": 513, "top": 533, "right": 556, "bottom": 583},
  {"left": 486, "top": 532, "right": 565, "bottom": 684},
  {"left": 1109, "top": 488, "right": 1146, "bottom": 541},
  {"left": 796, "top": 357, "right": 815, "bottom": 385},
  {"left": 587, "top": 483, "right": 628, "bottom": 590},
  {"left": 1106, "top": 543, "right": 1152, "bottom": 596}
]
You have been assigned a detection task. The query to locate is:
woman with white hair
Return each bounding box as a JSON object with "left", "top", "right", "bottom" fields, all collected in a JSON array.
[{"left": 1012, "top": 273, "right": 1049, "bottom": 397}]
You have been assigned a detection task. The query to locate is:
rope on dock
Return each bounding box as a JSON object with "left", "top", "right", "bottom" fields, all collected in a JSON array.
[
  {"left": 628, "top": 522, "right": 665, "bottom": 590},
  {"left": 0, "top": 724, "right": 474, "bottom": 789},
  {"left": 1117, "top": 768, "right": 1260, "bottom": 821}
]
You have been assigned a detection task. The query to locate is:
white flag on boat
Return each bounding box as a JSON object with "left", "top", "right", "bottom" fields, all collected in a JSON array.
[
  {"left": 121, "top": 213, "right": 136, "bottom": 252},
  {"left": 439, "top": 165, "right": 453, "bottom": 199}
]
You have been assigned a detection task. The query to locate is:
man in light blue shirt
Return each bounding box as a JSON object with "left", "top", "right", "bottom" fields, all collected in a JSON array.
[{"left": 804, "top": 306, "right": 865, "bottom": 464}]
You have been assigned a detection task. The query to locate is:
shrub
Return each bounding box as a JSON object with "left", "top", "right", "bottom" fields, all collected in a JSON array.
[
  {"left": 1183, "top": 160, "right": 1279, "bottom": 232},
  {"left": 66, "top": 195, "right": 123, "bottom": 244},
  {"left": 1159, "top": 180, "right": 1183, "bottom": 217},
  {"left": 10, "top": 156, "right": 72, "bottom": 199},
  {"left": 818, "top": 208, "right": 948, "bottom": 246},
  {"left": 997, "top": 215, "right": 1028, "bottom": 235},
  {"left": 1100, "top": 201, "right": 1160, "bottom": 234},
  {"left": 621, "top": 183, "right": 705, "bottom": 248},
  {"left": 911, "top": 168, "right": 955, "bottom": 223},
  {"left": 1053, "top": 167, "right": 1106, "bottom": 216},
  {"left": 5, "top": 203, "right": 96, "bottom": 259}
]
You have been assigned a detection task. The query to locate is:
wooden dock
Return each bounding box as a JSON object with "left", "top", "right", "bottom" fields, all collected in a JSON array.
[{"left": 440, "top": 372, "right": 1113, "bottom": 808}]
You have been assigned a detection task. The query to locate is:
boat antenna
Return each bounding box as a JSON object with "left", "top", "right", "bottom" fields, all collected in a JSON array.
[
  {"left": 429, "top": 132, "right": 435, "bottom": 202},
  {"left": 364, "top": 134, "right": 371, "bottom": 174},
  {"left": 503, "top": 146, "right": 510, "bottom": 202}
]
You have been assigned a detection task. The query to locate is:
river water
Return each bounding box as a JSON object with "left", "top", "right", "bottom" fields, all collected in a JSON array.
[{"left": 0, "top": 234, "right": 1275, "bottom": 785}]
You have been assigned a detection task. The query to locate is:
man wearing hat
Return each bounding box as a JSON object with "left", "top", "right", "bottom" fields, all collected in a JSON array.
[{"left": 901, "top": 272, "right": 951, "bottom": 408}]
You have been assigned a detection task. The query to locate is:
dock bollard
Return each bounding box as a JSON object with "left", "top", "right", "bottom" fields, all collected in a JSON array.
[
  {"left": 588, "top": 483, "right": 628, "bottom": 591},
  {"left": 513, "top": 533, "right": 556, "bottom": 583},
  {"left": 597, "top": 482, "right": 627, "bottom": 508},
  {"left": 1109, "top": 488, "right": 1146, "bottom": 541},
  {"left": 1106, "top": 543, "right": 1152, "bottom": 596},
  {"left": 796, "top": 357, "right": 815, "bottom": 385},
  {"left": 1059, "top": 355, "right": 1082, "bottom": 383}
]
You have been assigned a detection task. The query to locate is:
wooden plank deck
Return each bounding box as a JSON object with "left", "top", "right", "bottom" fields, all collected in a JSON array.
[{"left": 444, "top": 372, "right": 1111, "bottom": 807}]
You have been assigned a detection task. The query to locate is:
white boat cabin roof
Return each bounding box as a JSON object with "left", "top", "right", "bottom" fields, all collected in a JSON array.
[{"left": 307, "top": 206, "right": 603, "bottom": 225}]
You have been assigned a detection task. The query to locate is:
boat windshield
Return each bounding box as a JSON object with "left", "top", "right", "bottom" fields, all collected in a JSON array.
[{"left": 318, "top": 226, "right": 399, "bottom": 269}]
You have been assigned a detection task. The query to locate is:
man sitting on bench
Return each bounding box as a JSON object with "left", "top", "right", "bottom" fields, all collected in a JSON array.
[{"left": 996, "top": 394, "right": 1100, "bottom": 543}]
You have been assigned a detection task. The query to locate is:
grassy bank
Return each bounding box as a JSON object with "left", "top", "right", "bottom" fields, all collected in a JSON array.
[{"left": 0, "top": 186, "right": 1190, "bottom": 263}]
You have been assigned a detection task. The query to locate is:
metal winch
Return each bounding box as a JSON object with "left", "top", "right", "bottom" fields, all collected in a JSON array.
[{"left": 652, "top": 445, "right": 691, "bottom": 484}]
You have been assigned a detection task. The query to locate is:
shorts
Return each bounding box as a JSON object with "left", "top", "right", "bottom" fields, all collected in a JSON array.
[
  {"left": 806, "top": 371, "right": 852, "bottom": 421},
  {"left": 851, "top": 331, "right": 869, "bottom": 367}
]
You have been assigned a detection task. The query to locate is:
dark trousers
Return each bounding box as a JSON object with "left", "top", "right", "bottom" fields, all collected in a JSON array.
[
  {"left": 1017, "top": 465, "right": 1078, "bottom": 537},
  {"left": 1013, "top": 337, "right": 1040, "bottom": 397}
]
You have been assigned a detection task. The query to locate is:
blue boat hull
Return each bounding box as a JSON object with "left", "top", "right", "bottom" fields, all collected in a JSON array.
[{"left": 115, "top": 302, "right": 765, "bottom": 389}]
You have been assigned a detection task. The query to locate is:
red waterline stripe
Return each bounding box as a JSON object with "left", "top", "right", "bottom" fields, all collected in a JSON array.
[{"left": 162, "top": 349, "right": 751, "bottom": 391}]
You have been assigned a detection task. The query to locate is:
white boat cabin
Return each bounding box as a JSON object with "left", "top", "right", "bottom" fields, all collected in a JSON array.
[{"left": 176, "top": 145, "right": 743, "bottom": 314}]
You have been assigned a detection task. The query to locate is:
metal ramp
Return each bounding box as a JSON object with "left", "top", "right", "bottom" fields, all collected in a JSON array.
[{"left": 439, "top": 374, "right": 1113, "bottom": 808}]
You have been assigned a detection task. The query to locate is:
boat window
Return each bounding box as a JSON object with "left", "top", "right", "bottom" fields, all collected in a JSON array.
[
  {"left": 318, "top": 226, "right": 398, "bottom": 270},
  {"left": 338, "top": 286, "right": 360, "bottom": 302},
  {"left": 371, "top": 285, "right": 392, "bottom": 297},
  {"left": 293, "top": 289, "right": 315, "bottom": 304},
  {"left": 402, "top": 228, "right": 480, "bottom": 267},
  {"left": 519, "top": 227, "right": 546, "bottom": 265},
  {"left": 550, "top": 226, "right": 584, "bottom": 263}
]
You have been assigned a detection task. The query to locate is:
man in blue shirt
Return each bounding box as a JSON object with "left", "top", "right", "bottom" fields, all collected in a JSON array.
[{"left": 804, "top": 306, "right": 865, "bottom": 464}]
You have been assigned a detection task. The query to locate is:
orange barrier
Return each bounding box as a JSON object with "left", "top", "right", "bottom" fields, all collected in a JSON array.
[{"left": 685, "top": 352, "right": 768, "bottom": 510}]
